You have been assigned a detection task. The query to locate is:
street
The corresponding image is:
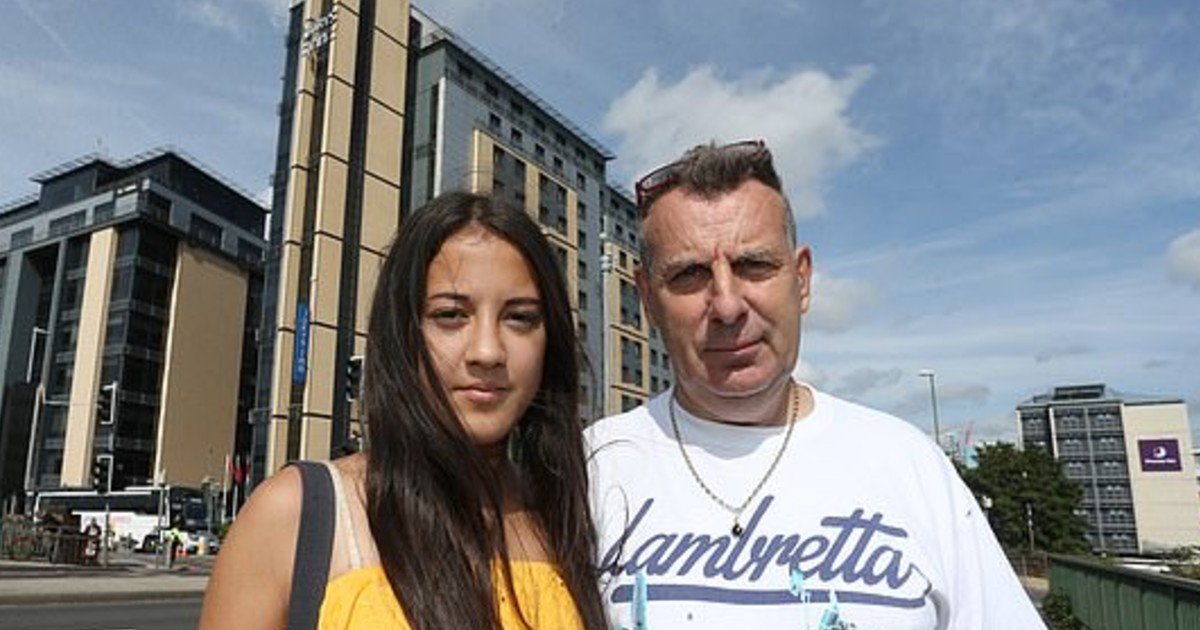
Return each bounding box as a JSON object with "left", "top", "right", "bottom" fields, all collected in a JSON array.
[{"left": 0, "top": 598, "right": 201, "bottom": 630}]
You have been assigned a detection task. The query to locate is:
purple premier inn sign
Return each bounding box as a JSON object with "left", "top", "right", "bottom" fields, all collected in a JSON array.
[{"left": 1139, "top": 439, "right": 1183, "bottom": 472}]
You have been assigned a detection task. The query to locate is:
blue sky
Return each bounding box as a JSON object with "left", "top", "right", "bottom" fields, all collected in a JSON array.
[{"left": 2, "top": 0, "right": 1197, "bottom": 446}]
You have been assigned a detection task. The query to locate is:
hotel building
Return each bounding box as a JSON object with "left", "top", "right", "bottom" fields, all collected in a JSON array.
[{"left": 1018, "top": 383, "right": 1200, "bottom": 554}]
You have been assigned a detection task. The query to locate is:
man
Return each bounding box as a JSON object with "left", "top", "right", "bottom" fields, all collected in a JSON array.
[{"left": 586, "top": 140, "right": 1043, "bottom": 628}]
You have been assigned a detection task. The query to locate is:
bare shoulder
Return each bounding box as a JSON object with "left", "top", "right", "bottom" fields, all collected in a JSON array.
[
  {"left": 199, "top": 466, "right": 303, "bottom": 629},
  {"left": 333, "top": 452, "right": 366, "bottom": 483}
]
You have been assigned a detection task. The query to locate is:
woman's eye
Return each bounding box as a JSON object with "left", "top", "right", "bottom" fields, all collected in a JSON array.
[
  {"left": 429, "top": 308, "right": 467, "bottom": 323},
  {"left": 506, "top": 311, "right": 543, "bottom": 329}
]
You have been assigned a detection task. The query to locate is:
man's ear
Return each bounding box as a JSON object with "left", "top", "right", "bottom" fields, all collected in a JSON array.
[{"left": 795, "top": 245, "right": 813, "bottom": 315}]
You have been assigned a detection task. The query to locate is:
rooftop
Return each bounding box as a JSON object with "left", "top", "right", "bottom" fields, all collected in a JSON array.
[{"left": 412, "top": 6, "right": 615, "bottom": 161}]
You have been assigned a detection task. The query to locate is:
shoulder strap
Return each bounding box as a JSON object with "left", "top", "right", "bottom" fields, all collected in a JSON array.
[{"left": 286, "top": 461, "right": 335, "bottom": 630}]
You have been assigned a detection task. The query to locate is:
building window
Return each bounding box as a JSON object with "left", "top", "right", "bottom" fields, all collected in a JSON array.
[
  {"left": 545, "top": 246, "right": 565, "bottom": 275},
  {"left": 578, "top": 201, "right": 587, "bottom": 222},
  {"left": 49, "top": 211, "right": 87, "bottom": 237},
  {"left": 488, "top": 112, "right": 501, "bottom": 131},
  {"left": 620, "top": 337, "right": 644, "bottom": 386},
  {"left": 510, "top": 127, "right": 524, "bottom": 146},
  {"left": 11, "top": 227, "right": 33, "bottom": 247},
  {"left": 485, "top": 82, "right": 499, "bottom": 98},
  {"left": 576, "top": 172, "right": 587, "bottom": 191},
  {"left": 189, "top": 214, "right": 223, "bottom": 248},
  {"left": 538, "top": 174, "right": 568, "bottom": 235},
  {"left": 620, "top": 279, "right": 641, "bottom": 328},
  {"left": 578, "top": 289, "right": 587, "bottom": 311},
  {"left": 552, "top": 156, "right": 564, "bottom": 174},
  {"left": 578, "top": 260, "right": 587, "bottom": 279},
  {"left": 534, "top": 143, "right": 545, "bottom": 162},
  {"left": 577, "top": 230, "right": 587, "bottom": 249},
  {"left": 238, "top": 239, "right": 263, "bottom": 265},
  {"left": 554, "top": 132, "right": 566, "bottom": 146},
  {"left": 93, "top": 200, "right": 115, "bottom": 223}
]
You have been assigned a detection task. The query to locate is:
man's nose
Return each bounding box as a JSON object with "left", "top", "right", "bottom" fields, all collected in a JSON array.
[{"left": 709, "top": 263, "right": 749, "bottom": 325}]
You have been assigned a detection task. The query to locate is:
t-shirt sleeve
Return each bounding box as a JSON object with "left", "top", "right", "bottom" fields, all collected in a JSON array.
[{"left": 943, "top": 471, "right": 1047, "bottom": 629}]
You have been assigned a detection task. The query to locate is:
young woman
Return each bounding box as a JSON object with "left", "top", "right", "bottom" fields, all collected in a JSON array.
[{"left": 201, "top": 192, "right": 606, "bottom": 629}]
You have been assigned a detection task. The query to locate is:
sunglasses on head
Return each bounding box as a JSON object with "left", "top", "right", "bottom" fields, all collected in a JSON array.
[{"left": 633, "top": 140, "right": 769, "bottom": 213}]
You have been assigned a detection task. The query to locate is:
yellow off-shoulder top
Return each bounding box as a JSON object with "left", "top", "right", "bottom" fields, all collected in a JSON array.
[{"left": 318, "top": 561, "right": 583, "bottom": 629}]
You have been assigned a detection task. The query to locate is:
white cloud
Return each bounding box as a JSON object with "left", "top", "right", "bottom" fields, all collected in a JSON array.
[
  {"left": 806, "top": 272, "right": 876, "bottom": 333},
  {"left": 253, "top": 0, "right": 291, "bottom": 27},
  {"left": 14, "top": 0, "right": 72, "bottom": 59},
  {"left": 178, "top": 1, "right": 245, "bottom": 36},
  {"left": 1167, "top": 228, "right": 1200, "bottom": 290},
  {"left": 792, "top": 359, "right": 828, "bottom": 389},
  {"left": 1034, "top": 343, "right": 1091, "bottom": 364},
  {"left": 834, "top": 367, "right": 902, "bottom": 398},
  {"left": 602, "top": 64, "right": 878, "bottom": 219},
  {"left": 893, "top": 382, "right": 991, "bottom": 417}
]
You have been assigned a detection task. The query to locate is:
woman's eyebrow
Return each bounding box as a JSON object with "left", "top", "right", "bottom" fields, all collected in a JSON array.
[{"left": 425, "top": 292, "right": 468, "bottom": 302}]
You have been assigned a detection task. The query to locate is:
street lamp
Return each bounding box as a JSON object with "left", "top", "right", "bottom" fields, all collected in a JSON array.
[
  {"left": 26, "top": 326, "right": 48, "bottom": 382},
  {"left": 917, "top": 369, "right": 942, "bottom": 451}
]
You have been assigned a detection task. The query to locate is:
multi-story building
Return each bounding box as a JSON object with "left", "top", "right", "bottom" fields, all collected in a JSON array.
[
  {"left": 407, "top": 11, "right": 668, "bottom": 420},
  {"left": 600, "top": 185, "right": 670, "bottom": 414},
  {"left": 0, "top": 149, "right": 266, "bottom": 507},
  {"left": 254, "top": 0, "right": 415, "bottom": 480},
  {"left": 1018, "top": 383, "right": 1200, "bottom": 554},
  {"left": 255, "top": 2, "right": 672, "bottom": 481}
]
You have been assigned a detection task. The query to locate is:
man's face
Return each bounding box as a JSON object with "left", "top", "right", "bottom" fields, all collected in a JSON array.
[{"left": 637, "top": 179, "right": 811, "bottom": 412}]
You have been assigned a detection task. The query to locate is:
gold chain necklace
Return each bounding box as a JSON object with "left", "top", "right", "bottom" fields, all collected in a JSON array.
[{"left": 668, "top": 383, "right": 799, "bottom": 537}]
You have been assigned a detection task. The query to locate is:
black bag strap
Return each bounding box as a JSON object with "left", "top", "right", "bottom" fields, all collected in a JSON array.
[{"left": 286, "top": 461, "right": 335, "bottom": 630}]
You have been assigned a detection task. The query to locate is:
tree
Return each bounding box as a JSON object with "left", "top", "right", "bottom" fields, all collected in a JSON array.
[{"left": 959, "top": 442, "right": 1089, "bottom": 554}]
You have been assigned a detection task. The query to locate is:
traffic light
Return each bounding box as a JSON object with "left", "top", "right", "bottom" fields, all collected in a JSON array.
[
  {"left": 97, "top": 381, "right": 118, "bottom": 425},
  {"left": 91, "top": 455, "right": 111, "bottom": 494},
  {"left": 345, "top": 356, "right": 363, "bottom": 402},
  {"left": 109, "top": 459, "right": 127, "bottom": 493}
]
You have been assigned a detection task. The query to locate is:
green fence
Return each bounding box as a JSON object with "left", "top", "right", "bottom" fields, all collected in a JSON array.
[{"left": 1050, "top": 554, "right": 1200, "bottom": 629}]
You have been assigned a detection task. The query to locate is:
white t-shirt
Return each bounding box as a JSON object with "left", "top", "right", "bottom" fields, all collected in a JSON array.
[{"left": 586, "top": 386, "right": 1045, "bottom": 629}]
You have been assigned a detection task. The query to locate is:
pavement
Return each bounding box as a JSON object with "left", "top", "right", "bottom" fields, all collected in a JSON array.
[
  {"left": 0, "top": 552, "right": 212, "bottom": 605},
  {"left": 1, "top": 553, "right": 1055, "bottom": 608}
]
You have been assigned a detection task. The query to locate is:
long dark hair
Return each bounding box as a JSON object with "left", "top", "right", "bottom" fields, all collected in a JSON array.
[{"left": 363, "top": 191, "right": 605, "bottom": 629}]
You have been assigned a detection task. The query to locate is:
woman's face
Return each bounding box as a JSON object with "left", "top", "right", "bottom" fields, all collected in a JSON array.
[{"left": 421, "top": 224, "right": 547, "bottom": 448}]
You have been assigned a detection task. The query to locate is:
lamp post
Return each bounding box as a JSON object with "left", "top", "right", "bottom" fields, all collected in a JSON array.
[
  {"left": 26, "top": 326, "right": 48, "bottom": 382},
  {"left": 918, "top": 369, "right": 942, "bottom": 451},
  {"left": 22, "top": 326, "right": 50, "bottom": 499}
]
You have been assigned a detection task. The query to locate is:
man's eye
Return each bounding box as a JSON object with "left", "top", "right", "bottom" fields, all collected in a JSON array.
[
  {"left": 734, "top": 259, "right": 778, "bottom": 280},
  {"left": 666, "top": 265, "right": 710, "bottom": 291}
]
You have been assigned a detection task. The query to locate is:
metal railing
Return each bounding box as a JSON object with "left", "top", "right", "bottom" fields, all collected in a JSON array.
[
  {"left": 0, "top": 515, "right": 98, "bottom": 565},
  {"left": 1049, "top": 554, "right": 1200, "bottom": 629}
]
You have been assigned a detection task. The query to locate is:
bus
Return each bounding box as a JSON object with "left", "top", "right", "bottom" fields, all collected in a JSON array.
[{"left": 31, "top": 486, "right": 213, "bottom": 551}]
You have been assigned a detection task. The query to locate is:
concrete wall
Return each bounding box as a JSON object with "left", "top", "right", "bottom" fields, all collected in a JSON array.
[
  {"left": 60, "top": 228, "right": 117, "bottom": 486},
  {"left": 153, "top": 243, "right": 248, "bottom": 487},
  {"left": 1123, "top": 401, "right": 1200, "bottom": 552}
]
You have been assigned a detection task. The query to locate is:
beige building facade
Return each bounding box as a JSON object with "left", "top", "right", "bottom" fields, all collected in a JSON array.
[{"left": 256, "top": 0, "right": 412, "bottom": 477}]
